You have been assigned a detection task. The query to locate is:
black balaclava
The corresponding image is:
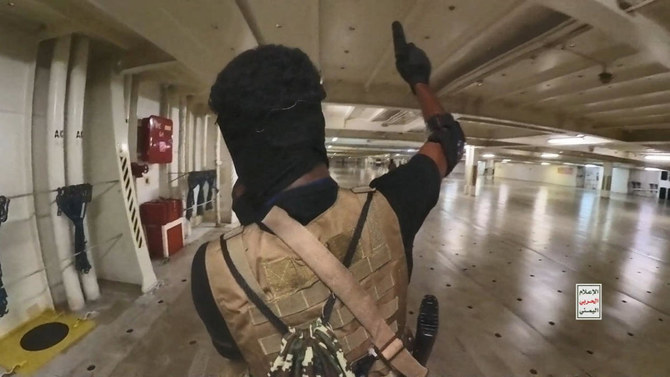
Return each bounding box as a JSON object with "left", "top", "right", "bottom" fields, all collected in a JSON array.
[
  {"left": 210, "top": 45, "right": 328, "bottom": 223},
  {"left": 221, "top": 101, "right": 328, "bottom": 222}
]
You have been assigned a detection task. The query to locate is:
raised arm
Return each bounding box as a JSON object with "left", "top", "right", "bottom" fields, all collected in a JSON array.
[{"left": 392, "top": 21, "right": 465, "bottom": 177}]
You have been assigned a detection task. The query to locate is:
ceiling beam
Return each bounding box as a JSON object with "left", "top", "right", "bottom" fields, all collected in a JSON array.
[
  {"left": 435, "top": 19, "right": 587, "bottom": 96},
  {"left": 324, "top": 80, "right": 610, "bottom": 138},
  {"left": 532, "top": 0, "right": 670, "bottom": 69},
  {"left": 324, "top": 128, "right": 529, "bottom": 149},
  {"left": 567, "top": 88, "right": 670, "bottom": 115},
  {"left": 594, "top": 113, "right": 670, "bottom": 127},
  {"left": 622, "top": 129, "right": 670, "bottom": 143},
  {"left": 486, "top": 45, "right": 636, "bottom": 102},
  {"left": 325, "top": 128, "right": 424, "bottom": 142},
  {"left": 595, "top": 122, "right": 670, "bottom": 131},
  {"left": 85, "top": 0, "right": 256, "bottom": 87},
  {"left": 584, "top": 103, "right": 670, "bottom": 120},
  {"left": 117, "top": 47, "right": 178, "bottom": 75},
  {"left": 234, "top": 0, "right": 264, "bottom": 45},
  {"left": 522, "top": 65, "right": 670, "bottom": 107},
  {"left": 17, "top": 0, "right": 140, "bottom": 48},
  {"left": 430, "top": 0, "right": 530, "bottom": 90}
]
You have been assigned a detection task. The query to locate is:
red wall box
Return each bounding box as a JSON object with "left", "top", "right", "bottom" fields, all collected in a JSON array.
[
  {"left": 140, "top": 200, "right": 171, "bottom": 225},
  {"left": 140, "top": 199, "right": 184, "bottom": 258},
  {"left": 162, "top": 198, "right": 182, "bottom": 222},
  {"left": 138, "top": 115, "right": 173, "bottom": 163},
  {"left": 144, "top": 223, "right": 183, "bottom": 259},
  {"left": 140, "top": 199, "right": 182, "bottom": 224}
]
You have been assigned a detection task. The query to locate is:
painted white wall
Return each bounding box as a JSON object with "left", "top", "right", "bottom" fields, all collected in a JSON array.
[
  {"left": 494, "top": 163, "right": 577, "bottom": 187},
  {"left": 629, "top": 169, "right": 661, "bottom": 191},
  {"left": 611, "top": 167, "right": 630, "bottom": 194},
  {"left": 0, "top": 25, "right": 54, "bottom": 337}
]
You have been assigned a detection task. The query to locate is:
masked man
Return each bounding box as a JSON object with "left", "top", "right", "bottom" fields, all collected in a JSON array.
[{"left": 191, "top": 22, "right": 465, "bottom": 376}]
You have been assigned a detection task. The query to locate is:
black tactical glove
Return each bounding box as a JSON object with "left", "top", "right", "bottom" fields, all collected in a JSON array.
[{"left": 392, "top": 21, "right": 431, "bottom": 92}]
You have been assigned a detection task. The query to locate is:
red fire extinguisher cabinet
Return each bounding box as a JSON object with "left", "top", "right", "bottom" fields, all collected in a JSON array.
[{"left": 138, "top": 115, "right": 173, "bottom": 163}]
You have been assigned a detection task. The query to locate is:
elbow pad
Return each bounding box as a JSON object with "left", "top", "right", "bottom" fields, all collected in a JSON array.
[{"left": 426, "top": 113, "right": 466, "bottom": 176}]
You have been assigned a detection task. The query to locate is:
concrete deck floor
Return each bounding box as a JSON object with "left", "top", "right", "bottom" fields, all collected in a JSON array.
[{"left": 35, "top": 167, "right": 670, "bottom": 377}]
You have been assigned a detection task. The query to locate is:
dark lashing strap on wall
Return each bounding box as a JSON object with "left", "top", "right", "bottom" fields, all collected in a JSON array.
[
  {"left": 0, "top": 195, "right": 9, "bottom": 317},
  {"left": 186, "top": 170, "right": 217, "bottom": 219},
  {"left": 205, "top": 171, "right": 217, "bottom": 210},
  {"left": 56, "top": 184, "right": 93, "bottom": 273}
]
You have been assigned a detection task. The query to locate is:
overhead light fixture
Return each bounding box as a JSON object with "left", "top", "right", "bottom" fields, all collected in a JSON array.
[
  {"left": 482, "top": 153, "right": 495, "bottom": 158},
  {"left": 547, "top": 135, "right": 608, "bottom": 146},
  {"left": 502, "top": 159, "right": 511, "bottom": 163},
  {"left": 644, "top": 154, "right": 670, "bottom": 161},
  {"left": 548, "top": 137, "right": 585, "bottom": 145},
  {"left": 541, "top": 162, "right": 550, "bottom": 166},
  {"left": 541, "top": 153, "right": 559, "bottom": 158},
  {"left": 327, "top": 145, "right": 332, "bottom": 149},
  {"left": 332, "top": 137, "right": 339, "bottom": 142},
  {"left": 584, "top": 164, "right": 597, "bottom": 167},
  {"left": 645, "top": 167, "right": 662, "bottom": 171}
]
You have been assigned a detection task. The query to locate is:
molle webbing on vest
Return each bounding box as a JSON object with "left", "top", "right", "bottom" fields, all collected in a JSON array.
[
  {"left": 204, "top": 188, "right": 409, "bottom": 377},
  {"left": 248, "top": 251, "right": 394, "bottom": 325}
]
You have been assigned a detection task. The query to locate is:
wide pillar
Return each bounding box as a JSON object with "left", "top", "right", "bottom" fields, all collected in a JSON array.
[
  {"left": 601, "top": 162, "right": 613, "bottom": 198},
  {"left": 464, "top": 145, "right": 479, "bottom": 197},
  {"left": 485, "top": 158, "right": 495, "bottom": 180}
]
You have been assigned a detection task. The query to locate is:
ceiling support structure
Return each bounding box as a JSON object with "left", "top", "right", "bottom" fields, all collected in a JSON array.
[
  {"left": 234, "top": 0, "right": 265, "bottom": 45},
  {"left": 485, "top": 45, "right": 635, "bottom": 103},
  {"left": 524, "top": 67, "right": 670, "bottom": 108},
  {"left": 436, "top": 20, "right": 588, "bottom": 96},
  {"left": 532, "top": 0, "right": 670, "bottom": 69}
]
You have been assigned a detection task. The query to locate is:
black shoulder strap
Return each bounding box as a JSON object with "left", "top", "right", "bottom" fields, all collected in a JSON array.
[
  {"left": 220, "top": 236, "right": 289, "bottom": 334},
  {"left": 322, "top": 191, "right": 375, "bottom": 322}
]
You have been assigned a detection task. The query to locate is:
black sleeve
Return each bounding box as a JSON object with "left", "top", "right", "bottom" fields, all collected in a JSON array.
[
  {"left": 191, "top": 242, "right": 243, "bottom": 359},
  {"left": 370, "top": 154, "right": 442, "bottom": 274}
]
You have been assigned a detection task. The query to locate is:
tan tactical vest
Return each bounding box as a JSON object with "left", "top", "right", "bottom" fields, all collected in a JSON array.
[{"left": 205, "top": 188, "right": 409, "bottom": 377}]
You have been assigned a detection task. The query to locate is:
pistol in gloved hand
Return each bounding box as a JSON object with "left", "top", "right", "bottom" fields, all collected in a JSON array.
[{"left": 392, "top": 21, "right": 431, "bottom": 93}]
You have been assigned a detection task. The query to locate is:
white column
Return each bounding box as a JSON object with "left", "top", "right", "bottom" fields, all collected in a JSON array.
[
  {"left": 485, "top": 158, "right": 495, "bottom": 180},
  {"left": 193, "top": 115, "right": 202, "bottom": 171},
  {"left": 202, "top": 115, "right": 209, "bottom": 169},
  {"left": 127, "top": 75, "right": 140, "bottom": 162},
  {"left": 48, "top": 35, "right": 86, "bottom": 311},
  {"left": 66, "top": 35, "right": 100, "bottom": 302},
  {"left": 178, "top": 95, "right": 188, "bottom": 178},
  {"left": 464, "top": 145, "right": 479, "bottom": 197},
  {"left": 601, "top": 162, "right": 613, "bottom": 198},
  {"left": 215, "top": 123, "right": 222, "bottom": 226}
]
